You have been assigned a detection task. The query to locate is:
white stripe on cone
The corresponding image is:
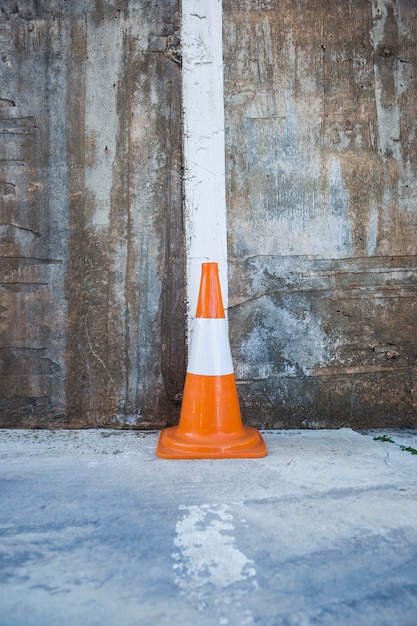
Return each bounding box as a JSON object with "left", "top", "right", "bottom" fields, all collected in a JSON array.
[{"left": 187, "top": 318, "right": 234, "bottom": 376}]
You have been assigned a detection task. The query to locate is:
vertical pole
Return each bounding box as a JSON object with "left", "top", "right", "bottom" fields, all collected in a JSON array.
[{"left": 182, "top": 0, "right": 228, "bottom": 335}]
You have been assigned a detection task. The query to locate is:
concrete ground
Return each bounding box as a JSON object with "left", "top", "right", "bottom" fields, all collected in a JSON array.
[{"left": 0, "top": 428, "right": 417, "bottom": 626}]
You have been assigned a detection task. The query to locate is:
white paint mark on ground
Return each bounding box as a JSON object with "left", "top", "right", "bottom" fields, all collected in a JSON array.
[{"left": 173, "top": 504, "right": 256, "bottom": 601}]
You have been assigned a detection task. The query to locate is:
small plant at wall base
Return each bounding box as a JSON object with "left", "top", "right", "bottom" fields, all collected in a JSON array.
[
  {"left": 373, "top": 435, "right": 395, "bottom": 443},
  {"left": 373, "top": 435, "right": 417, "bottom": 455},
  {"left": 399, "top": 445, "right": 417, "bottom": 455}
]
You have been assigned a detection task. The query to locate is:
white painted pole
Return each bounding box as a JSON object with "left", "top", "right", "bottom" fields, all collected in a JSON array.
[{"left": 182, "top": 0, "right": 228, "bottom": 333}]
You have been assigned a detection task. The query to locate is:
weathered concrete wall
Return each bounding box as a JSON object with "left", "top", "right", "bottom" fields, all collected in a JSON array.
[
  {"left": 1, "top": 0, "right": 416, "bottom": 430},
  {"left": 0, "top": 1, "right": 185, "bottom": 427},
  {"left": 223, "top": 0, "right": 417, "bottom": 428}
]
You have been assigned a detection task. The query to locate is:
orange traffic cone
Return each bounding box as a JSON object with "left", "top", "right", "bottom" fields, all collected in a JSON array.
[{"left": 156, "top": 262, "right": 267, "bottom": 459}]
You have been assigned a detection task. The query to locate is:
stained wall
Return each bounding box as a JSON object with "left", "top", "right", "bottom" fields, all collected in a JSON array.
[
  {"left": 223, "top": 0, "right": 417, "bottom": 428},
  {"left": 0, "top": 1, "right": 185, "bottom": 427}
]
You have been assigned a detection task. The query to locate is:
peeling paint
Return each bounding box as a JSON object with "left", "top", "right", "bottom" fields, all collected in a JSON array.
[{"left": 183, "top": 0, "right": 228, "bottom": 325}]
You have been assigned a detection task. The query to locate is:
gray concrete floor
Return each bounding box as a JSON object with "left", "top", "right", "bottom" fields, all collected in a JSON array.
[{"left": 0, "top": 428, "right": 417, "bottom": 626}]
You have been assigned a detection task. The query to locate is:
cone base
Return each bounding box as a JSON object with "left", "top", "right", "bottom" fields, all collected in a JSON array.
[{"left": 156, "top": 425, "right": 267, "bottom": 459}]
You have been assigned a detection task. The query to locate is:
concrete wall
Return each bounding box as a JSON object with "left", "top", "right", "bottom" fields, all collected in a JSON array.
[
  {"left": 0, "top": 1, "right": 185, "bottom": 428},
  {"left": 1, "top": 0, "right": 416, "bottom": 429},
  {"left": 223, "top": 0, "right": 417, "bottom": 428}
]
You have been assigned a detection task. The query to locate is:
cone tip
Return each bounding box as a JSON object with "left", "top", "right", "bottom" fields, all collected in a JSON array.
[{"left": 196, "top": 262, "right": 225, "bottom": 318}]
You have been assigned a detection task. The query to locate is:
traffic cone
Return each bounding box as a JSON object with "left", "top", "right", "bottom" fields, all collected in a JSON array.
[{"left": 156, "top": 262, "right": 267, "bottom": 459}]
